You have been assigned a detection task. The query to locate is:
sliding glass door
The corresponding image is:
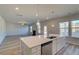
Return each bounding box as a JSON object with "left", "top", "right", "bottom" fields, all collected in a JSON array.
[{"left": 71, "top": 20, "right": 79, "bottom": 38}]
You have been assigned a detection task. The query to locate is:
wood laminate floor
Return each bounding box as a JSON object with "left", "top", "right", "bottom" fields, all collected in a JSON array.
[
  {"left": 57, "top": 44, "right": 79, "bottom": 55},
  {"left": 0, "top": 36, "right": 21, "bottom": 55},
  {"left": 57, "top": 37, "right": 79, "bottom": 55},
  {"left": 0, "top": 36, "right": 79, "bottom": 55}
]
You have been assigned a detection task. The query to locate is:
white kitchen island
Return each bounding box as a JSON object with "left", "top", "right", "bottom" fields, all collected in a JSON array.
[{"left": 20, "top": 34, "right": 66, "bottom": 55}]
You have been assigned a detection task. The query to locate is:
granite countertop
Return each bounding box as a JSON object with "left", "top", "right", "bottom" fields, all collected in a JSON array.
[{"left": 20, "top": 34, "right": 60, "bottom": 48}]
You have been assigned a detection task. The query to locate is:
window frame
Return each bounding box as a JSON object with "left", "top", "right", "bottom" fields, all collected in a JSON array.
[
  {"left": 59, "top": 22, "right": 69, "bottom": 37},
  {"left": 71, "top": 20, "right": 79, "bottom": 38}
]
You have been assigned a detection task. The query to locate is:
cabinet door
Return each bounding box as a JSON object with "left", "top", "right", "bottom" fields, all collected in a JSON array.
[
  {"left": 56, "top": 37, "right": 66, "bottom": 52},
  {"left": 32, "top": 45, "right": 41, "bottom": 55},
  {"left": 57, "top": 38, "right": 63, "bottom": 52},
  {"left": 61, "top": 37, "right": 66, "bottom": 48},
  {"left": 52, "top": 39, "right": 57, "bottom": 54}
]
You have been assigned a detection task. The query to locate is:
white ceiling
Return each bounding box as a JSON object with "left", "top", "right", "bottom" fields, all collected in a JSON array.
[{"left": 0, "top": 4, "right": 79, "bottom": 24}]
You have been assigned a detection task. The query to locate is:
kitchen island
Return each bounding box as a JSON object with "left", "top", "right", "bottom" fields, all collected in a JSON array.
[{"left": 20, "top": 34, "right": 66, "bottom": 55}]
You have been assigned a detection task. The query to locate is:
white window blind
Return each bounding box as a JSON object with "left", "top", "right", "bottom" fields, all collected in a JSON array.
[
  {"left": 59, "top": 22, "right": 69, "bottom": 36},
  {"left": 71, "top": 20, "right": 79, "bottom": 38}
]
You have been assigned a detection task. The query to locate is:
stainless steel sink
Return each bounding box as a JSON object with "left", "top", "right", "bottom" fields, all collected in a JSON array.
[{"left": 47, "top": 36, "right": 56, "bottom": 39}]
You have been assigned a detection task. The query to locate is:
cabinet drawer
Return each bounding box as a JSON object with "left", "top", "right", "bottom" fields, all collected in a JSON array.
[
  {"left": 32, "top": 50, "right": 41, "bottom": 55},
  {"left": 32, "top": 45, "right": 41, "bottom": 50},
  {"left": 32, "top": 45, "right": 41, "bottom": 53}
]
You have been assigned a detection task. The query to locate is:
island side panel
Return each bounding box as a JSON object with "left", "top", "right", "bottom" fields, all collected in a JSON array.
[
  {"left": 21, "top": 41, "right": 32, "bottom": 55},
  {"left": 52, "top": 38, "right": 57, "bottom": 55},
  {"left": 21, "top": 40, "right": 41, "bottom": 55}
]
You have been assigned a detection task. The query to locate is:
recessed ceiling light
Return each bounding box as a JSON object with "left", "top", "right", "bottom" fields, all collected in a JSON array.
[
  {"left": 51, "top": 25, "right": 55, "bottom": 27},
  {"left": 36, "top": 13, "right": 38, "bottom": 16},
  {"left": 15, "top": 7, "right": 19, "bottom": 10},
  {"left": 46, "top": 17, "right": 49, "bottom": 19}
]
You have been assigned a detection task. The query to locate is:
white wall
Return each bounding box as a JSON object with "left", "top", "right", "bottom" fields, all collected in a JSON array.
[
  {"left": 32, "top": 14, "right": 79, "bottom": 35},
  {"left": 0, "top": 16, "right": 6, "bottom": 44},
  {"left": 31, "top": 20, "right": 59, "bottom": 35},
  {"left": 6, "top": 22, "right": 30, "bottom": 36}
]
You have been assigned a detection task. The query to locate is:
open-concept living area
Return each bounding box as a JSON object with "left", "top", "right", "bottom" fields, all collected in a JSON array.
[{"left": 0, "top": 4, "right": 79, "bottom": 55}]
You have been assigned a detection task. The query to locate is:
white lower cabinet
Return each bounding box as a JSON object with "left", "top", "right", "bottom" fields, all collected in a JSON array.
[
  {"left": 57, "top": 38, "right": 63, "bottom": 52},
  {"left": 32, "top": 46, "right": 41, "bottom": 55},
  {"left": 21, "top": 37, "right": 66, "bottom": 55},
  {"left": 52, "top": 37, "right": 66, "bottom": 54},
  {"left": 21, "top": 41, "right": 41, "bottom": 55},
  {"left": 52, "top": 39, "right": 57, "bottom": 54}
]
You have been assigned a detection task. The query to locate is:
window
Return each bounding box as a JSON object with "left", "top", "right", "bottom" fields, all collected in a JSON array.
[
  {"left": 71, "top": 20, "right": 79, "bottom": 37},
  {"left": 36, "top": 21, "right": 41, "bottom": 34},
  {"left": 59, "top": 22, "right": 69, "bottom": 36},
  {"left": 44, "top": 26, "right": 47, "bottom": 38},
  {"left": 30, "top": 26, "right": 32, "bottom": 32}
]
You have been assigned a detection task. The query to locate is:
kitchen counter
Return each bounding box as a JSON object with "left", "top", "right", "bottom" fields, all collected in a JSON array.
[
  {"left": 20, "top": 34, "right": 66, "bottom": 55},
  {"left": 20, "top": 34, "right": 59, "bottom": 48}
]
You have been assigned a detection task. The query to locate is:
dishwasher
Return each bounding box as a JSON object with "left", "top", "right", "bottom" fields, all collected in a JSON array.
[{"left": 41, "top": 41, "right": 52, "bottom": 55}]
